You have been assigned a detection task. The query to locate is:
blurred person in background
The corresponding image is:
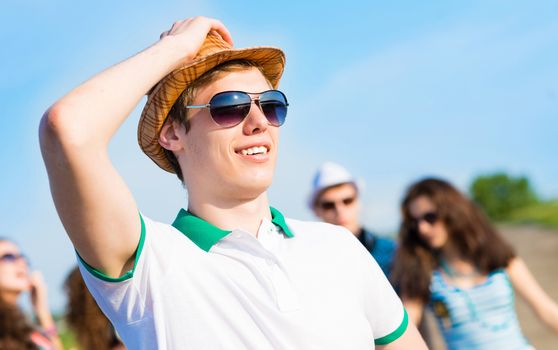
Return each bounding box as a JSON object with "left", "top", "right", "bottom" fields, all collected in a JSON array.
[
  {"left": 309, "top": 162, "right": 434, "bottom": 347},
  {"left": 64, "top": 267, "right": 125, "bottom": 350},
  {"left": 0, "top": 238, "right": 63, "bottom": 350},
  {"left": 310, "top": 162, "right": 396, "bottom": 277},
  {"left": 393, "top": 178, "right": 558, "bottom": 349}
]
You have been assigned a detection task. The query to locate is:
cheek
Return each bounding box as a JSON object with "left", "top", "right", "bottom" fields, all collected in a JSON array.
[
  {"left": 349, "top": 205, "right": 360, "bottom": 218},
  {"left": 0, "top": 268, "right": 14, "bottom": 287},
  {"left": 433, "top": 224, "right": 449, "bottom": 242},
  {"left": 316, "top": 209, "right": 332, "bottom": 220},
  {"left": 271, "top": 127, "right": 280, "bottom": 144},
  {"left": 186, "top": 133, "right": 229, "bottom": 167}
]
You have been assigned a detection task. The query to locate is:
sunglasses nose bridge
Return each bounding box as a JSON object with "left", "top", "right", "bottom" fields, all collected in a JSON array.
[
  {"left": 248, "top": 95, "right": 262, "bottom": 111},
  {"left": 329, "top": 202, "right": 341, "bottom": 210},
  {"left": 242, "top": 98, "right": 269, "bottom": 133}
]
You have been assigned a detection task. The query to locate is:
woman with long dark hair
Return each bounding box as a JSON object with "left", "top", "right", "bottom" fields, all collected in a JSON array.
[
  {"left": 64, "top": 267, "right": 125, "bottom": 350},
  {"left": 0, "top": 238, "right": 62, "bottom": 350},
  {"left": 392, "top": 178, "right": 558, "bottom": 349}
]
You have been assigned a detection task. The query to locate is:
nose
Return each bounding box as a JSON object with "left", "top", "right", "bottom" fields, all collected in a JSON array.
[
  {"left": 332, "top": 204, "right": 351, "bottom": 222},
  {"left": 242, "top": 100, "right": 269, "bottom": 135}
]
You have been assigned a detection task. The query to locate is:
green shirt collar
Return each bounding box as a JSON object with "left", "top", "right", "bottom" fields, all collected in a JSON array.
[{"left": 172, "top": 207, "right": 294, "bottom": 252}]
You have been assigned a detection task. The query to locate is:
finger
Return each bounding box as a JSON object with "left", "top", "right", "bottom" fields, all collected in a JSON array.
[
  {"left": 188, "top": 17, "right": 233, "bottom": 46},
  {"left": 206, "top": 19, "right": 233, "bottom": 46},
  {"left": 29, "top": 271, "right": 45, "bottom": 287}
]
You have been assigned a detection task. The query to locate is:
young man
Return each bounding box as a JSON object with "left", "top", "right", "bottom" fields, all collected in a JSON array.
[
  {"left": 310, "top": 162, "right": 397, "bottom": 277},
  {"left": 39, "top": 17, "right": 426, "bottom": 349}
]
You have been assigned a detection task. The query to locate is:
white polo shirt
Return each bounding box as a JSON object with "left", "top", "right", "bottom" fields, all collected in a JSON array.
[{"left": 78, "top": 207, "right": 407, "bottom": 349}]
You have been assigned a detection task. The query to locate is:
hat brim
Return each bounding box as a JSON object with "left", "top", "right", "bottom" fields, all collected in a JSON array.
[{"left": 138, "top": 46, "right": 285, "bottom": 173}]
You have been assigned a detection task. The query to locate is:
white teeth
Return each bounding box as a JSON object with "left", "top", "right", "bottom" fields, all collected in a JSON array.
[{"left": 240, "top": 146, "right": 268, "bottom": 156}]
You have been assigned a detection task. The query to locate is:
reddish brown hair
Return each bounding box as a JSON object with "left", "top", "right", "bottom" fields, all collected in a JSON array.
[
  {"left": 391, "top": 178, "right": 516, "bottom": 303},
  {"left": 0, "top": 298, "right": 38, "bottom": 350}
]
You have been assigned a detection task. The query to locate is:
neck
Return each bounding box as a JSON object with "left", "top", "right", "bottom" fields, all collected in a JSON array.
[
  {"left": 439, "top": 244, "right": 478, "bottom": 277},
  {"left": 439, "top": 240, "right": 462, "bottom": 261},
  {"left": 187, "top": 191, "right": 271, "bottom": 236}
]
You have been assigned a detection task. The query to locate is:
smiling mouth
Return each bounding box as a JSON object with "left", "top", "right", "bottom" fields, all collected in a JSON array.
[{"left": 237, "top": 146, "right": 269, "bottom": 156}]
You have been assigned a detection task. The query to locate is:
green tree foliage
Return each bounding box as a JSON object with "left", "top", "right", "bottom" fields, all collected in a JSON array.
[{"left": 470, "top": 173, "right": 539, "bottom": 221}]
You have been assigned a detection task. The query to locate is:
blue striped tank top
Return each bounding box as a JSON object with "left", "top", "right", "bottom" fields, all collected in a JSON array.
[{"left": 429, "top": 269, "right": 531, "bottom": 349}]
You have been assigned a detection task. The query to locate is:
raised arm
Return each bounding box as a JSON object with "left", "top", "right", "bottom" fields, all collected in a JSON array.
[
  {"left": 507, "top": 257, "right": 558, "bottom": 333},
  {"left": 39, "top": 17, "right": 232, "bottom": 278},
  {"left": 29, "top": 272, "right": 63, "bottom": 350}
]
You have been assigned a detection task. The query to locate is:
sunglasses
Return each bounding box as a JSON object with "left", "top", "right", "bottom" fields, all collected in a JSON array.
[
  {"left": 0, "top": 253, "right": 27, "bottom": 264},
  {"left": 318, "top": 196, "right": 356, "bottom": 211},
  {"left": 410, "top": 212, "right": 439, "bottom": 228},
  {"left": 186, "top": 90, "right": 289, "bottom": 128}
]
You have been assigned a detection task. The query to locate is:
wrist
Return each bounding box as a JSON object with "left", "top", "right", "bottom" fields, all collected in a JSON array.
[
  {"left": 43, "top": 325, "right": 58, "bottom": 338},
  {"left": 35, "top": 308, "right": 55, "bottom": 326}
]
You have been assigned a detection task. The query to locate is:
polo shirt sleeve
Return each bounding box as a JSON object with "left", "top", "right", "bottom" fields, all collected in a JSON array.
[
  {"left": 76, "top": 213, "right": 152, "bottom": 326},
  {"left": 76, "top": 213, "right": 203, "bottom": 348},
  {"left": 357, "top": 241, "right": 408, "bottom": 345}
]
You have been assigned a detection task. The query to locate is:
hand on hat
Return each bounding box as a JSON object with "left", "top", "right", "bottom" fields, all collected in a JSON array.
[{"left": 159, "top": 17, "right": 234, "bottom": 71}]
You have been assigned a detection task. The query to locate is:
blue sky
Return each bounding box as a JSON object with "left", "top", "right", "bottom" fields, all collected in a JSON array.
[{"left": 1, "top": 0, "right": 557, "bottom": 311}]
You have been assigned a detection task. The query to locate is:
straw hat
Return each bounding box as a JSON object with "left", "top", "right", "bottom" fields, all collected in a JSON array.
[{"left": 138, "top": 32, "right": 286, "bottom": 173}]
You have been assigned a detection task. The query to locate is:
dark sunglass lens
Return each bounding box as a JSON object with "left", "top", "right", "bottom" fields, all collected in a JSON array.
[
  {"left": 260, "top": 102, "right": 287, "bottom": 126},
  {"left": 423, "top": 212, "right": 438, "bottom": 225},
  {"left": 0, "top": 253, "right": 19, "bottom": 262},
  {"left": 210, "top": 104, "right": 250, "bottom": 127},
  {"left": 209, "top": 92, "right": 251, "bottom": 127},
  {"left": 260, "top": 91, "right": 288, "bottom": 126}
]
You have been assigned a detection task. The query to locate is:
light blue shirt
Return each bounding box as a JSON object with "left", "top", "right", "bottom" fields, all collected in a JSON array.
[{"left": 429, "top": 269, "right": 531, "bottom": 350}]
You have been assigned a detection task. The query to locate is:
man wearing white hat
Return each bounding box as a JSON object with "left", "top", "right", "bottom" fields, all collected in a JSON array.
[
  {"left": 310, "top": 162, "right": 397, "bottom": 277},
  {"left": 40, "top": 16, "right": 425, "bottom": 349}
]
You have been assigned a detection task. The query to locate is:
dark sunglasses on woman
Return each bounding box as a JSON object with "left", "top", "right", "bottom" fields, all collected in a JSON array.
[
  {"left": 0, "top": 253, "right": 27, "bottom": 263},
  {"left": 410, "top": 212, "right": 439, "bottom": 228},
  {"left": 186, "top": 90, "right": 288, "bottom": 128}
]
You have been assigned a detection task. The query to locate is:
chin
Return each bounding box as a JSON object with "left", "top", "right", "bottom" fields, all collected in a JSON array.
[
  {"left": 239, "top": 180, "right": 272, "bottom": 198},
  {"left": 431, "top": 241, "right": 446, "bottom": 250},
  {"left": 2, "top": 284, "right": 29, "bottom": 295},
  {"left": 226, "top": 172, "right": 271, "bottom": 198},
  {"left": 243, "top": 168, "right": 274, "bottom": 187}
]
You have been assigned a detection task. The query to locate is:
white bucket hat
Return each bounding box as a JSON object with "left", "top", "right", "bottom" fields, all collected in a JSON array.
[{"left": 308, "top": 162, "right": 365, "bottom": 209}]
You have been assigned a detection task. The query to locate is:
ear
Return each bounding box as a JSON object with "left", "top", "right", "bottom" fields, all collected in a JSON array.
[{"left": 158, "top": 119, "right": 184, "bottom": 152}]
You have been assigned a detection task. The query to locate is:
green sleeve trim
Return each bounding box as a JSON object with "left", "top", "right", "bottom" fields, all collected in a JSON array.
[
  {"left": 374, "top": 309, "right": 409, "bottom": 345},
  {"left": 77, "top": 213, "right": 146, "bottom": 283}
]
